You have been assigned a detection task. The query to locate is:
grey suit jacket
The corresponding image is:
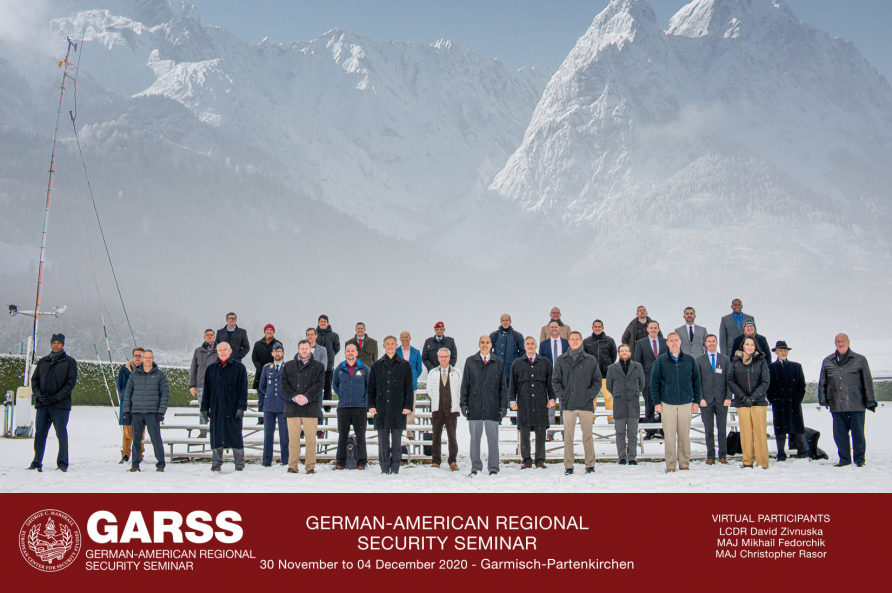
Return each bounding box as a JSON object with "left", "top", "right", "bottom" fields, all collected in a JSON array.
[
  {"left": 633, "top": 336, "right": 668, "bottom": 382},
  {"left": 719, "top": 313, "right": 754, "bottom": 356},
  {"left": 696, "top": 352, "right": 731, "bottom": 405},
  {"left": 675, "top": 324, "right": 708, "bottom": 357}
]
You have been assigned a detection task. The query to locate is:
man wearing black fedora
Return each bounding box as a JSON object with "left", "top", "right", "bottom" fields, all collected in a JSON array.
[{"left": 767, "top": 340, "right": 807, "bottom": 461}]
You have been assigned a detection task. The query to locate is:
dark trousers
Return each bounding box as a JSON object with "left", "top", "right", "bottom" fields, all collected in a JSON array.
[
  {"left": 263, "top": 411, "right": 289, "bottom": 466},
  {"left": 131, "top": 413, "right": 165, "bottom": 469},
  {"left": 377, "top": 428, "right": 402, "bottom": 474},
  {"left": 33, "top": 407, "right": 70, "bottom": 469},
  {"left": 832, "top": 411, "right": 866, "bottom": 465},
  {"left": 701, "top": 402, "right": 728, "bottom": 459},
  {"left": 337, "top": 407, "right": 368, "bottom": 466},
  {"left": 431, "top": 411, "right": 458, "bottom": 465},
  {"left": 520, "top": 426, "right": 547, "bottom": 464},
  {"left": 318, "top": 371, "right": 334, "bottom": 423},
  {"left": 643, "top": 386, "right": 661, "bottom": 436}
]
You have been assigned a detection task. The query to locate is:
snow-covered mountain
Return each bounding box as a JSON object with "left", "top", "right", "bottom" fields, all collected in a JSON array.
[
  {"left": 1, "top": 0, "right": 890, "bottom": 370},
  {"left": 491, "top": 0, "right": 892, "bottom": 276}
]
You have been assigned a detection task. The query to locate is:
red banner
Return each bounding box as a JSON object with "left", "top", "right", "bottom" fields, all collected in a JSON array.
[{"left": 2, "top": 494, "right": 885, "bottom": 589}]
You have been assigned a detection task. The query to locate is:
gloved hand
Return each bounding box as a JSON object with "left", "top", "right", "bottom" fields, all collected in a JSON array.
[
  {"left": 200, "top": 411, "right": 208, "bottom": 423},
  {"left": 461, "top": 406, "right": 469, "bottom": 418},
  {"left": 38, "top": 395, "right": 53, "bottom": 407},
  {"left": 123, "top": 412, "right": 131, "bottom": 423},
  {"left": 867, "top": 402, "right": 877, "bottom": 413},
  {"left": 499, "top": 408, "right": 507, "bottom": 419},
  {"left": 236, "top": 409, "right": 245, "bottom": 420},
  {"left": 156, "top": 414, "right": 164, "bottom": 423},
  {"left": 743, "top": 396, "right": 754, "bottom": 407}
]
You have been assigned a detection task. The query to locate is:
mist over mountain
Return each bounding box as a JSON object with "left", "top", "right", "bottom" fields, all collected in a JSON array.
[{"left": 1, "top": 0, "right": 889, "bottom": 374}]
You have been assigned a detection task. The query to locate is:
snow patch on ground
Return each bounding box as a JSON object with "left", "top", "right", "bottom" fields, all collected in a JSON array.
[{"left": 1, "top": 407, "right": 889, "bottom": 493}]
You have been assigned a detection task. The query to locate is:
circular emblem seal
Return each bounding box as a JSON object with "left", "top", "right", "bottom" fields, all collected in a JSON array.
[{"left": 19, "top": 510, "right": 82, "bottom": 572}]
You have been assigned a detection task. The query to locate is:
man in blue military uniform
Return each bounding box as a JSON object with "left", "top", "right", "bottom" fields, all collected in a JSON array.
[{"left": 258, "top": 342, "right": 288, "bottom": 467}]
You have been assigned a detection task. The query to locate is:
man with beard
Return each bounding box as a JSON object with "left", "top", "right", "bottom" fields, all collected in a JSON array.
[
  {"left": 490, "top": 314, "right": 525, "bottom": 425},
  {"left": 281, "top": 340, "right": 325, "bottom": 474},
  {"left": 258, "top": 342, "right": 289, "bottom": 467},
  {"left": 582, "top": 319, "right": 617, "bottom": 424},
  {"left": 27, "top": 334, "right": 77, "bottom": 473},
  {"left": 202, "top": 342, "right": 249, "bottom": 472}
]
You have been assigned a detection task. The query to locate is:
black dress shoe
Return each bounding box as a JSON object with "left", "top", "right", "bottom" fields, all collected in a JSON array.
[
  {"left": 489, "top": 471, "right": 498, "bottom": 476},
  {"left": 119, "top": 455, "right": 129, "bottom": 464},
  {"left": 469, "top": 471, "right": 478, "bottom": 477},
  {"left": 564, "top": 468, "right": 573, "bottom": 475},
  {"left": 833, "top": 462, "right": 851, "bottom": 467},
  {"left": 261, "top": 463, "right": 272, "bottom": 467},
  {"left": 57, "top": 466, "right": 68, "bottom": 473},
  {"left": 618, "top": 459, "right": 627, "bottom": 465},
  {"left": 585, "top": 467, "right": 594, "bottom": 474},
  {"left": 628, "top": 460, "right": 638, "bottom": 466},
  {"left": 156, "top": 467, "right": 164, "bottom": 473},
  {"left": 27, "top": 464, "right": 42, "bottom": 472},
  {"left": 776, "top": 452, "right": 787, "bottom": 461},
  {"left": 856, "top": 462, "right": 865, "bottom": 467}
]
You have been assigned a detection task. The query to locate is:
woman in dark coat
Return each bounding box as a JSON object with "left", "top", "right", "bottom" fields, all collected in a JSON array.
[
  {"left": 728, "top": 337, "right": 770, "bottom": 469},
  {"left": 201, "top": 343, "right": 249, "bottom": 471},
  {"left": 508, "top": 338, "right": 556, "bottom": 467}
]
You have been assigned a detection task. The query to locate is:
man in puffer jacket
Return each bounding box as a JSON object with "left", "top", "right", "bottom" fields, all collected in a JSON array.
[
  {"left": 122, "top": 350, "right": 170, "bottom": 472},
  {"left": 332, "top": 344, "right": 370, "bottom": 470}
]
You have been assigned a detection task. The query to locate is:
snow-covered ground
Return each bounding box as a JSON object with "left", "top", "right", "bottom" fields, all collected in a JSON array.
[{"left": 1, "top": 406, "right": 889, "bottom": 493}]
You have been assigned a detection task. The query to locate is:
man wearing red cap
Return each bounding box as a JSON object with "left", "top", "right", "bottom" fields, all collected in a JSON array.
[
  {"left": 251, "top": 323, "right": 278, "bottom": 425},
  {"left": 422, "top": 322, "right": 457, "bottom": 372}
]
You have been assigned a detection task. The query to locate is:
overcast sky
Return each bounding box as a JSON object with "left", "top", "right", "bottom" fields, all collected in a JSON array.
[{"left": 198, "top": 0, "right": 891, "bottom": 80}]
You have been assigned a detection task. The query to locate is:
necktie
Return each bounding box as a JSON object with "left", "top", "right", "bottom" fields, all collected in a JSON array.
[
  {"left": 553, "top": 340, "right": 557, "bottom": 361},
  {"left": 652, "top": 340, "right": 658, "bottom": 359},
  {"left": 689, "top": 325, "right": 694, "bottom": 343},
  {"left": 530, "top": 357, "right": 534, "bottom": 363},
  {"left": 711, "top": 353, "right": 715, "bottom": 372},
  {"left": 441, "top": 370, "right": 447, "bottom": 386},
  {"left": 358, "top": 339, "right": 363, "bottom": 350},
  {"left": 275, "top": 364, "right": 280, "bottom": 372},
  {"left": 735, "top": 314, "right": 741, "bottom": 331}
]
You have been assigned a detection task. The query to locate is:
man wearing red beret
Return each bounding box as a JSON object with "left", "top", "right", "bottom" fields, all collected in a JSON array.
[{"left": 422, "top": 322, "right": 458, "bottom": 373}]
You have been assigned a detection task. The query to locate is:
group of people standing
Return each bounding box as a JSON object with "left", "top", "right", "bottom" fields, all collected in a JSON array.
[{"left": 24, "top": 299, "right": 878, "bottom": 475}]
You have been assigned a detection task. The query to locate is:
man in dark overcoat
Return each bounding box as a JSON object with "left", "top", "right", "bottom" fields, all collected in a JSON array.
[
  {"left": 768, "top": 340, "right": 807, "bottom": 460},
  {"left": 202, "top": 342, "right": 249, "bottom": 471},
  {"left": 367, "top": 336, "right": 414, "bottom": 475},
  {"left": 508, "top": 337, "right": 556, "bottom": 469}
]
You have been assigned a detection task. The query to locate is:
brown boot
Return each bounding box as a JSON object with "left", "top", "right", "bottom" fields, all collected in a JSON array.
[
  {"left": 706, "top": 459, "right": 715, "bottom": 465},
  {"left": 535, "top": 462, "right": 546, "bottom": 469},
  {"left": 305, "top": 469, "right": 315, "bottom": 474},
  {"left": 719, "top": 458, "right": 730, "bottom": 465},
  {"left": 431, "top": 463, "right": 440, "bottom": 468},
  {"left": 287, "top": 468, "right": 299, "bottom": 474},
  {"left": 450, "top": 463, "right": 458, "bottom": 471},
  {"left": 211, "top": 466, "right": 221, "bottom": 472},
  {"left": 521, "top": 462, "right": 532, "bottom": 469}
]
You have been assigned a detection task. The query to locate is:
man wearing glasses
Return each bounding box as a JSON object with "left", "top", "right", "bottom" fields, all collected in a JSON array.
[
  {"left": 116, "top": 347, "right": 146, "bottom": 464},
  {"left": 217, "top": 312, "right": 250, "bottom": 362}
]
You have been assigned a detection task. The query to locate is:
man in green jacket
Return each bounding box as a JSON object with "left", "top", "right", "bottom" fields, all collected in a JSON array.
[{"left": 651, "top": 333, "right": 702, "bottom": 473}]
